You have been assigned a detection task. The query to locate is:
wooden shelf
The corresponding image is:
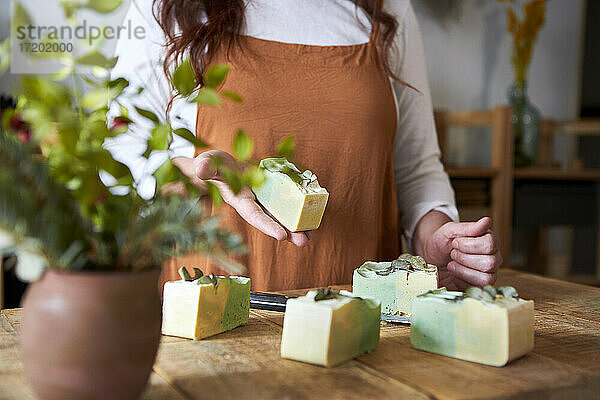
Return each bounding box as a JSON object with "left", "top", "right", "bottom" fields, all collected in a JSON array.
[
  {"left": 514, "top": 167, "right": 600, "bottom": 181},
  {"left": 446, "top": 167, "right": 499, "bottom": 179}
]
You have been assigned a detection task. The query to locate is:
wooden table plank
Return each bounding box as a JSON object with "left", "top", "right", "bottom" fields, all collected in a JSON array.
[
  {"left": 153, "top": 311, "right": 429, "bottom": 400},
  {"left": 1, "top": 269, "right": 599, "bottom": 400},
  {"left": 271, "top": 269, "right": 600, "bottom": 400},
  {"left": 0, "top": 311, "right": 36, "bottom": 400}
]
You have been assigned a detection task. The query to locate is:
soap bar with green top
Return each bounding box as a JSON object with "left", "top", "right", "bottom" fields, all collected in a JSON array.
[
  {"left": 161, "top": 267, "right": 251, "bottom": 340},
  {"left": 410, "top": 286, "right": 534, "bottom": 366},
  {"left": 352, "top": 254, "right": 438, "bottom": 316},
  {"left": 252, "top": 157, "right": 328, "bottom": 232},
  {"left": 280, "top": 289, "right": 381, "bottom": 367}
]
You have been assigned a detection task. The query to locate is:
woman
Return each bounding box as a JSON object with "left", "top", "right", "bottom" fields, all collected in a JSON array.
[{"left": 109, "top": 0, "right": 502, "bottom": 291}]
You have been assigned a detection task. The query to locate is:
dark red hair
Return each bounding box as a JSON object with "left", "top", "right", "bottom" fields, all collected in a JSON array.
[{"left": 154, "top": 0, "right": 401, "bottom": 100}]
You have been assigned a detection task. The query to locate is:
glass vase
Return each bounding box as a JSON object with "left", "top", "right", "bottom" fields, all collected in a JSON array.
[{"left": 507, "top": 81, "right": 540, "bottom": 167}]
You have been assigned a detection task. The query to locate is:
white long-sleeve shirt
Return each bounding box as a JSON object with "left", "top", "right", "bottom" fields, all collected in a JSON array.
[{"left": 107, "top": 0, "right": 458, "bottom": 243}]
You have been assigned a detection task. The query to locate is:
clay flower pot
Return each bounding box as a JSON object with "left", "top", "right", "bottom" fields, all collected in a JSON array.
[{"left": 21, "top": 268, "right": 162, "bottom": 400}]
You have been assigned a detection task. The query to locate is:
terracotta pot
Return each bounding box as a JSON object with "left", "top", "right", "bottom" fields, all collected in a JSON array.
[{"left": 21, "top": 269, "right": 162, "bottom": 400}]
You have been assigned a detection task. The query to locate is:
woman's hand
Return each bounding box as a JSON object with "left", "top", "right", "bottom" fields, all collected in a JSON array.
[
  {"left": 171, "top": 152, "right": 311, "bottom": 247},
  {"left": 414, "top": 212, "right": 502, "bottom": 290}
]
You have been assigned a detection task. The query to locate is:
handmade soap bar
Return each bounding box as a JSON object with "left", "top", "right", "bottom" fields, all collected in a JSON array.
[
  {"left": 161, "top": 267, "right": 251, "bottom": 340},
  {"left": 352, "top": 254, "right": 438, "bottom": 316},
  {"left": 252, "top": 157, "right": 328, "bottom": 232},
  {"left": 280, "top": 289, "right": 380, "bottom": 367},
  {"left": 410, "top": 286, "right": 534, "bottom": 367}
]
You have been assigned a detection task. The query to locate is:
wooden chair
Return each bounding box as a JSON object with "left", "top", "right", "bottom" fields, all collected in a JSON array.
[
  {"left": 535, "top": 118, "right": 600, "bottom": 283},
  {"left": 434, "top": 105, "right": 514, "bottom": 266}
]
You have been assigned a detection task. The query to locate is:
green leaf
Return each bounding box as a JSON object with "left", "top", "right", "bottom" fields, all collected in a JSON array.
[
  {"left": 0, "top": 39, "right": 11, "bottom": 75},
  {"left": 77, "top": 51, "right": 118, "bottom": 69},
  {"left": 12, "top": 3, "right": 32, "bottom": 36},
  {"left": 135, "top": 106, "right": 160, "bottom": 123},
  {"left": 154, "top": 159, "right": 178, "bottom": 188},
  {"left": 141, "top": 145, "right": 152, "bottom": 159},
  {"left": 149, "top": 124, "right": 172, "bottom": 151},
  {"left": 102, "top": 159, "right": 133, "bottom": 184},
  {"left": 277, "top": 135, "right": 295, "bottom": 159},
  {"left": 209, "top": 155, "right": 224, "bottom": 170},
  {"left": 59, "top": 0, "right": 82, "bottom": 18},
  {"left": 118, "top": 103, "right": 129, "bottom": 118},
  {"left": 107, "top": 77, "right": 129, "bottom": 99},
  {"left": 245, "top": 165, "right": 265, "bottom": 188},
  {"left": 51, "top": 65, "right": 74, "bottom": 81},
  {"left": 171, "top": 58, "right": 197, "bottom": 97},
  {"left": 233, "top": 130, "right": 252, "bottom": 161},
  {"left": 81, "top": 74, "right": 102, "bottom": 88},
  {"left": 191, "top": 88, "right": 220, "bottom": 106},
  {"left": 173, "top": 128, "right": 208, "bottom": 148},
  {"left": 204, "top": 64, "right": 230, "bottom": 89},
  {"left": 22, "top": 77, "right": 70, "bottom": 105},
  {"left": 222, "top": 91, "right": 242, "bottom": 103},
  {"left": 222, "top": 167, "right": 242, "bottom": 194},
  {"left": 205, "top": 181, "right": 222, "bottom": 207},
  {"left": 82, "top": 88, "right": 109, "bottom": 110},
  {"left": 85, "top": 0, "right": 123, "bottom": 14}
]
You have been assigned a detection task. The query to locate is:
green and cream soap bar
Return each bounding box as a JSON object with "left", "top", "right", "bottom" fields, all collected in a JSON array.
[
  {"left": 161, "top": 267, "right": 251, "bottom": 340},
  {"left": 252, "top": 158, "right": 328, "bottom": 232},
  {"left": 280, "top": 289, "right": 380, "bottom": 367},
  {"left": 353, "top": 254, "right": 438, "bottom": 316},
  {"left": 410, "top": 286, "right": 534, "bottom": 367}
]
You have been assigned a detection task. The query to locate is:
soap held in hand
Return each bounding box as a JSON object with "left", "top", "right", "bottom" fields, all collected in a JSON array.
[
  {"left": 252, "top": 157, "right": 329, "bottom": 232},
  {"left": 280, "top": 289, "right": 380, "bottom": 367},
  {"left": 410, "top": 286, "right": 534, "bottom": 367},
  {"left": 352, "top": 254, "right": 438, "bottom": 316},
  {"left": 161, "top": 267, "right": 251, "bottom": 340}
]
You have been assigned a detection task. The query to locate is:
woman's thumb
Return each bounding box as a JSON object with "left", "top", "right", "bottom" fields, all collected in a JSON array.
[{"left": 443, "top": 216, "right": 492, "bottom": 239}]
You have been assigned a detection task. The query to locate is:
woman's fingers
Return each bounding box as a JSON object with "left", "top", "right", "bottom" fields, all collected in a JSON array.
[
  {"left": 440, "top": 217, "right": 492, "bottom": 240},
  {"left": 447, "top": 261, "right": 497, "bottom": 287},
  {"left": 287, "top": 231, "right": 311, "bottom": 247},
  {"left": 171, "top": 156, "right": 208, "bottom": 191},
  {"left": 214, "top": 184, "right": 285, "bottom": 241},
  {"left": 193, "top": 150, "right": 313, "bottom": 247},
  {"left": 450, "top": 249, "right": 502, "bottom": 273},
  {"left": 261, "top": 204, "right": 312, "bottom": 247},
  {"left": 452, "top": 231, "right": 498, "bottom": 255},
  {"left": 194, "top": 150, "right": 238, "bottom": 181}
]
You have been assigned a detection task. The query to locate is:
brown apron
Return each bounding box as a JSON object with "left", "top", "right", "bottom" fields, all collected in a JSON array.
[{"left": 163, "top": 30, "right": 399, "bottom": 291}]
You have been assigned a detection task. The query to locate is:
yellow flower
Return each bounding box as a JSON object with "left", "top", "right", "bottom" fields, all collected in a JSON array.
[{"left": 498, "top": 0, "right": 547, "bottom": 83}]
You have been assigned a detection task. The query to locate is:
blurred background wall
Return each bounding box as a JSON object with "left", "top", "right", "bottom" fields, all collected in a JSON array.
[
  {"left": 1, "top": 0, "right": 588, "bottom": 114},
  {"left": 413, "top": 0, "right": 586, "bottom": 119}
]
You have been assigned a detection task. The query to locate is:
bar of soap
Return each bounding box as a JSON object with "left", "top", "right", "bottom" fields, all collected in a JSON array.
[
  {"left": 280, "top": 289, "right": 380, "bottom": 367},
  {"left": 410, "top": 286, "right": 534, "bottom": 367},
  {"left": 161, "top": 268, "right": 251, "bottom": 340},
  {"left": 252, "top": 157, "right": 328, "bottom": 232},
  {"left": 352, "top": 254, "right": 438, "bottom": 316}
]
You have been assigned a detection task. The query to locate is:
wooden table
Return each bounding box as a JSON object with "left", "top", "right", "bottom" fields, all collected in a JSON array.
[{"left": 1, "top": 269, "right": 599, "bottom": 399}]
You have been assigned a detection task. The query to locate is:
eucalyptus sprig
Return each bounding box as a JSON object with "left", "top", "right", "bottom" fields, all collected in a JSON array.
[
  {"left": 420, "top": 286, "right": 520, "bottom": 303},
  {"left": 313, "top": 288, "right": 341, "bottom": 301},
  {"left": 0, "top": 0, "right": 291, "bottom": 280}
]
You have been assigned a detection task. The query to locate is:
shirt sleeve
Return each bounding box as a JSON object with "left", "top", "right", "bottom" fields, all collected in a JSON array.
[
  {"left": 105, "top": 0, "right": 196, "bottom": 199},
  {"left": 386, "top": 1, "right": 459, "bottom": 245}
]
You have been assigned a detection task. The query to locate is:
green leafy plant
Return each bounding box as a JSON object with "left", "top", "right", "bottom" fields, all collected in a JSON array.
[{"left": 0, "top": 1, "right": 289, "bottom": 281}]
